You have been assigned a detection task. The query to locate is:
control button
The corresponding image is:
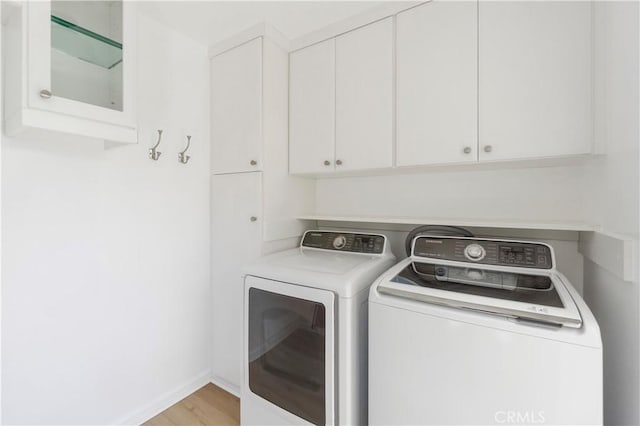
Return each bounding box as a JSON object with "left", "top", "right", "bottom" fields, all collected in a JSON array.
[
  {"left": 466, "top": 269, "right": 483, "bottom": 280},
  {"left": 502, "top": 274, "right": 517, "bottom": 290},
  {"left": 464, "top": 244, "right": 486, "bottom": 261},
  {"left": 333, "top": 235, "right": 347, "bottom": 250}
]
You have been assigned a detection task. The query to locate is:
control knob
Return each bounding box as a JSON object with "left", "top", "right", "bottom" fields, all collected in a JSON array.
[
  {"left": 464, "top": 243, "right": 486, "bottom": 261},
  {"left": 333, "top": 235, "right": 347, "bottom": 250}
]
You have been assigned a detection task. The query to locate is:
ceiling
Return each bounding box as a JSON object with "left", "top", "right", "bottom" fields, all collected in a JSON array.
[{"left": 139, "top": 1, "right": 386, "bottom": 47}]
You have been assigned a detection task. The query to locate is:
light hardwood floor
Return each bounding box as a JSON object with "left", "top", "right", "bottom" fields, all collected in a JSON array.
[{"left": 144, "top": 384, "right": 240, "bottom": 426}]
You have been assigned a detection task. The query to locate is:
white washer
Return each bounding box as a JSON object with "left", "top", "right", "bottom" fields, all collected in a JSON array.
[
  {"left": 242, "top": 230, "right": 396, "bottom": 425},
  {"left": 369, "top": 235, "right": 602, "bottom": 426}
]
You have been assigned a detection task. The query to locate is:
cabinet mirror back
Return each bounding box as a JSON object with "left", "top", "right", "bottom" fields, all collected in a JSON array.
[{"left": 50, "top": 1, "right": 123, "bottom": 111}]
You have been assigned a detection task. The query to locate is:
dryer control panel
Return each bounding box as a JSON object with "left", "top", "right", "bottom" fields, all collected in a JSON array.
[
  {"left": 412, "top": 237, "right": 553, "bottom": 269},
  {"left": 302, "top": 231, "right": 386, "bottom": 254}
]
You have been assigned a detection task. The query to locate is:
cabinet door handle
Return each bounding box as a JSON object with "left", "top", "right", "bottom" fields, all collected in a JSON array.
[
  {"left": 39, "top": 90, "right": 52, "bottom": 99},
  {"left": 463, "top": 146, "right": 472, "bottom": 154},
  {"left": 250, "top": 216, "right": 257, "bottom": 222},
  {"left": 324, "top": 160, "right": 331, "bottom": 166},
  {"left": 336, "top": 159, "right": 343, "bottom": 166},
  {"left": 250, "top": 160, "right": 257, "bottom": 166},
  {"left": 483, "top": 145, "right": 493, "bottom": 153}
]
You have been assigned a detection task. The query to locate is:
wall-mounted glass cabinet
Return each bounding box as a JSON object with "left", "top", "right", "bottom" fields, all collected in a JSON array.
[{"left": 3, "top": 0, "right": 137, "bottom": 144}]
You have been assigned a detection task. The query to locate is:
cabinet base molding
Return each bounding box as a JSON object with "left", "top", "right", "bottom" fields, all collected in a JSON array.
[
  {"left": 290, "top": 153, "right": 595, "bottom": 179},
  {"left": 5, "top": 108, "right": 138, "bottom": 145},
  {"left": 298, "top": 215, "right": 594, "bottom": 233}
]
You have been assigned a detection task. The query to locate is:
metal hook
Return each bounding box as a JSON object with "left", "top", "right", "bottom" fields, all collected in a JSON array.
[
  {"left": 149, "top": 130, "right": 162, "bottom": 161},
  {"left": 178, "top": 135, "right": 191, "bottom": 164}
]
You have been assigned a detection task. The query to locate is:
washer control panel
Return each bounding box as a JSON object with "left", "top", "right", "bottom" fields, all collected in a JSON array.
[
  {"left": 413, "top": 236, "right": 553, "bottom": 269},
  {"left": 302, "top": 231, "right": 385, "bottom": 254}
]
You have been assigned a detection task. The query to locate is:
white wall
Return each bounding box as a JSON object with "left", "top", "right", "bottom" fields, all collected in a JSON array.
[
  {"left": 582, "top": 2, "right": 640, "bottom": 425},
  {"left": 1, "top": 13, "right": 210, "bottom": 425},
  {"left": 588, "top": 2, "right": 640, "bottom": 238},
  {"left": 315, "top": 163, "right": 587, "bottom": 224}
]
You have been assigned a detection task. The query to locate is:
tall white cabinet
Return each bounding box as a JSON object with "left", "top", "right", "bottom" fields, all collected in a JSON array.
[
  {"left": 209, "top": 35, "right": 314, "bottom": 393},
  {"left": 210, "top": 38, "right": 263, "bottom": 174},
  {"left": 478, "top": 1, "right": 592, "bottom": 160},
  {"left": 211, "top": 172, "right": 262, "bottom": 389},
  {"left": 396, "top": 1, "right": 478, "bottom": 166}
]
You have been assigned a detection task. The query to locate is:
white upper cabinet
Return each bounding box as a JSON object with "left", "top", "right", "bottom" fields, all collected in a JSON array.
[
  {"left": 289, "top": 39, "right": 336, "bottom": 174},
  {"left": 4, "top": 0, "right": 137, "bottom": 143},
  {"left": 479, "top": 1, "right": 592, "bottom": 161},
  {"left": 335, "top": 18, "right": 394, "bottom": 172},
  {"left": 211, "top": 38, "right": 263, "bottom": 174},
  {"left": 396, "top": 2, "right": 478, "bottom": 166},
  {"left": 289, "top": 18, "right": 393, "bottom": 175},
  {"left": 288, "top": 2, "right": 593, "bottom": 175}
]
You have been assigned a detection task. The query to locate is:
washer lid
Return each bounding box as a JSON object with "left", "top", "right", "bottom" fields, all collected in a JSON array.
[{"left": 378, "top": 261, "right": 582, "bottom": 328}]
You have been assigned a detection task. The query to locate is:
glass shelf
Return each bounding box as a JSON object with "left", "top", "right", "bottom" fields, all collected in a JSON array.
[{"left": 51, "top": 15, "right": 123, "bottom": 70}]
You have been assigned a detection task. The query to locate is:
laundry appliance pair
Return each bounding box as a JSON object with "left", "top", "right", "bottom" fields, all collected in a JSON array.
[{"left": 240, "top": 229, "right": 602, "bottom": 426}]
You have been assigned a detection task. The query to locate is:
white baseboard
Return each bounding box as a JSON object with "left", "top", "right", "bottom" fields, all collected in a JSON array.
[
  {"left": 113, "top": 369, "right": 212, "bottom": 425},
  {"left": 210, "top": 374, "right": 241, "bottom": 398}
]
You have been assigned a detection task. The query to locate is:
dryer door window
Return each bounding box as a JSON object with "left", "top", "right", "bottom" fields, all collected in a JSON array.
[{"left": 246, "top": 278, "right": 335, "bottom": 425}]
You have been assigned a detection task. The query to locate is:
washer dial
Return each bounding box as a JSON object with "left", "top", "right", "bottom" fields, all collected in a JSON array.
[
  {"left": 464, "top": 243, "right": 486, "bottom": 261},
  {"left": 333, "top": 235, "right": 347, "bottom": 249}
]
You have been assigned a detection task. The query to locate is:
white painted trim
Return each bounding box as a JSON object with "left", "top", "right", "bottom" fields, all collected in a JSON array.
[
  {"left": 210, "top": 375, "right": 240, "bottom": 398},
  {"left": 289, "top": 153, "right": 596, "bottom": 179},
  {"left": 579, "top": 230, "right": 638, "bottom": 282},
  {"left": 317, "top": 221, "right": 580, "bottom": 242},
  {"left": 5, "top": 108, "right": 137, "bottom": 144},
  {"left": 112, "top": 370, "right": 212, "bottom": 425},
  {"left": 289, "top": 1, "right": 423, "bottom": 52},
  {"left": 298, "top": 215, "right": 594, "bottom": 232},
  {"left": 1, "top": 1, "right": 21, "bottom": 25},
  {"left": 208, "top": 22, "right": 290, "bottom": 58}
]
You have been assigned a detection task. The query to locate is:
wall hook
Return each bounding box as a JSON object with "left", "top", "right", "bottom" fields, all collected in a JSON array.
[
  {"left": 149, "top": 130, "right": 163, "bottom": 161},
  {"left": 178, "top": 135, "right": 191, "bottom": 164}
]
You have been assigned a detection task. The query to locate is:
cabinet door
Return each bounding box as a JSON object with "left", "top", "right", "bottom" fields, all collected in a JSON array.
[
  {"left": 289, "top": 39, "right": 336, "bottom": 174},
  {"left": 335, "top": 18, "right": 393, "bottom": 171},
  {"left": 479, "top": 2, "right": 592, "bottom": 161},
  {"left": 211, "top": 38, "right": 263, "bottom": 174},
  {"left": 211, "top": 172, "right": 262, "bottom": 390},
  {"left": 396, "top": 2, "right": 478, "bottom": 166},
  {"left": 26, "top": 1, "right": 136, "bottom": 128}
]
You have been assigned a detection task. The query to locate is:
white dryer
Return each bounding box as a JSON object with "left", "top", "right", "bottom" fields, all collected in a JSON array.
[
  {"left": 242, "top": 230, "right": 396, "bottom": 426},
  {"left": 369, "top": 235, "right": 602, "bottom": 425}
]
